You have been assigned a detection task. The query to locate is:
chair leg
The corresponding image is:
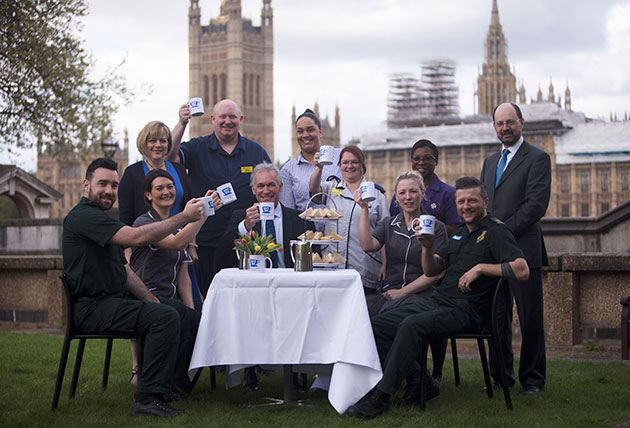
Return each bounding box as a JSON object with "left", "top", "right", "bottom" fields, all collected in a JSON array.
[
  {"left": 69, "top": 338, "right": 86, "bottom": 399},
  {"left": 102, "top": 338, "right": 114, "bottom": 390},
  {"left": 490, "top": 335, "right": 513, "bottom": 410},
  {"left": 621, "top": 297, "right": 629, "bottom": 360},
  {"left": 451, "top": 338, "right": 461, "bottom": 386},
  {"left": 51, "top": 336, "right": 73, "bottom": 411},
  {"left": 477, "top": 338, "right": 493, "bottom": 398},
  {"left": 419, "top": 341, "right": 430, "bottom": 411}
]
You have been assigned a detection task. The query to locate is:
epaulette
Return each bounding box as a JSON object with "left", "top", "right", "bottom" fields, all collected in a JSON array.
[
  {"left": 374, "top": 183, "right": 386, "bottom": 194},
  {"left": 489, "top": 216, "right": 504, "bottom": 224}
]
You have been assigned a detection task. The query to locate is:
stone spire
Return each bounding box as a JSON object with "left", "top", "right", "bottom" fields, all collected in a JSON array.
[
  {"left": 476, "top": 0, "right": 517, "bottom": 115},
  {"left": 564, "top": 82, "right": 572, "bottom": 111},
  {"left": 221, "top": 0, "right": 241, "bottom": 20}
]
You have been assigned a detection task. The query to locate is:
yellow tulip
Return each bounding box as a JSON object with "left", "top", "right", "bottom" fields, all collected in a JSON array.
[
  {"left": 267, "top": 243, "right": 275, "bottom": 249},
  {"left": 254, "top": 245, "right": 261, "bottom": 251}
]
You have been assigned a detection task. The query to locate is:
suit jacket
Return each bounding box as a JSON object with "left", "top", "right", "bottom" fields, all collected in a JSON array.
[
  {"left": 215, "top": 204, "right": 315, "bottom": 270},
  {"left": 480, "top": 140, "right": 551, "bottom": 269}
]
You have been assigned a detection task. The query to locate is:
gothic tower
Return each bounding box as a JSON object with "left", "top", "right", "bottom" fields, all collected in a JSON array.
[
  {"left": 475, "top": 0, "right": 517, "bottom": 115},
  {"left": 188, "top": 0, "right": 274, "bottom": 159}
]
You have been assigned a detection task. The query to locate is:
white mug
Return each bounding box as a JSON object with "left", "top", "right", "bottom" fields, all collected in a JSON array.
[
  {"left": 248, "top": 254, "right": 272, "bottom": 272},
  {"left": 199, "top": 196, "right": 215, "bottom": 216},
  {"left": 319, "top": 145, "right": 334, "bottom": 165},
  {"left": 258, "top": 202, "right": 275, "bottom": 221},
  {"left": 189, "top": 97, "right": 204, "bottom": 117},
  {"left": 411, "top": 214, "right": 435, "bottom": 235},
  {"left": 359, "top": 181, "right": 377, "bottom": 202},
  {"left": 217, "top": 182, "right": 237, "bottom": 205}
]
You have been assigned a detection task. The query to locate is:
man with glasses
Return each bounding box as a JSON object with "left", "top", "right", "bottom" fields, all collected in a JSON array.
[
  {"left": 480, "top": 102, "right": 551, "bottom": 395},
  {"left": 389, "top": 139, "right": 460, "bottom": 235}
]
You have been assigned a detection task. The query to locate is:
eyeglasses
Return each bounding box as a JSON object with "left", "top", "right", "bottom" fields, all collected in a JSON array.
[
  {"left": 412, "top": 156, "right": 436, "bottom": 163},
  {"left": 494, "top": 119, "right": 520, "bottom": 128}
]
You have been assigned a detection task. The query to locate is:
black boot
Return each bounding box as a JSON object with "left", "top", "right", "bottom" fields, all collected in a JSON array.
[
  {"left": 346, "top": 388, "right": 390, "bottom": 419},
  {"left": 391, "top": 369, "right": 440, "bottom": 406}
]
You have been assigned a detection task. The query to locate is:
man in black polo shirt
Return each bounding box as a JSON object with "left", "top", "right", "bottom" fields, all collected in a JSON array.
[
  {"left": 169, "top": 99, "right": 271, "bottom": 296},
  {"left": 346, "top": 177, "right": 530, "bottom": 419},
  {"left": 62, "top": 158, "right": 204, "bottom": 417}
]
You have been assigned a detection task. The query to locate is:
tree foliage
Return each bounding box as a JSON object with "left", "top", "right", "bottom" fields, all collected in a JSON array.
[{"left": 0, "top": 0, "right": 131, "bottom": 155}]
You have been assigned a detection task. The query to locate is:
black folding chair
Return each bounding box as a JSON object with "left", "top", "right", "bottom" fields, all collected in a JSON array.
[
  {"left": 419, "top": 279, "right": 513, "bottom": 410},
  {"left": 51, "top": 274, "right": 142, "bottom": 411}
]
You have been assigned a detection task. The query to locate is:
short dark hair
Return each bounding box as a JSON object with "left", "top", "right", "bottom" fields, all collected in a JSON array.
[
  {"left": 454, "top": 176, "right": 487, "bottom": 199},
  {"left": 295, "top": 108, "right": 321, "bottom": 129},
  {"left": 85, "top": 157, "right": 118, "bottom": 180},
  {"left": 143, "top": 169, "right": 174, "bottom": 207},
  {"left": 411, "top": 139, "right": 439, "bottom": 163},
  {"left": 491, "top": 102, "right": 523, "bottom": 122},
  {"left": 339, "top": 145, "right": 367, "bottom": 174}
]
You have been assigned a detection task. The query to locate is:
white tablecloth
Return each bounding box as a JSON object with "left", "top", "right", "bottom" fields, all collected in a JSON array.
[{"left": 189, "top": 268, "right": 383, "bottom": 413}]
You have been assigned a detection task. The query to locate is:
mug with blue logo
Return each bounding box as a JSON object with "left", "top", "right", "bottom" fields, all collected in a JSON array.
[
  {"left": 319, "top": 145, "right": 334, "bottom": 165},
  {"left": 217, "top": 182, "right": 237, "bottom": 205},
  {"left": 188, "top": 97, "right": 204, "bottom": 117},
  {"left": 248, "top": 254, "right": 272, "bottom": 272},
  {"left": 199, "top": 196, "right": 215, "bottom": 216},
  {"left": 359, "top": 181, "right": 376, "bottom": 202},
  {"left": 411, "top": 215, "right": 435, "bottom": 235},
  {"left": 258, "top": 202, "right": 275, "bottom": 221}
]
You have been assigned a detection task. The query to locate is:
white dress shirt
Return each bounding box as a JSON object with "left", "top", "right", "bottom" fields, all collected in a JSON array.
[{"left": 238, "top": 203, "right": 285, "bottom": 268}]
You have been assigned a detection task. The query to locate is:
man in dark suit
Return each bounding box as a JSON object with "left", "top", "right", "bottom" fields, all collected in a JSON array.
[
  {"left": 216, "top": 162, "right": 315, "bottom": 390},
  {"left": 480, "top": 102, "right": 551, "bottom": 395},
  {"left": 217, "top": 162, "right": 314, "bottom": 271}
]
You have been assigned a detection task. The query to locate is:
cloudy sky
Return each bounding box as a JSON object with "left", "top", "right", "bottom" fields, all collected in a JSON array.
[{"left": 5, "top": 0, "right": 629, "bottom": 171}]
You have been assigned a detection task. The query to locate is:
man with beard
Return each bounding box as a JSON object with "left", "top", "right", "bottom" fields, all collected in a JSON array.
[
  {"left": 169, "top": 99, "right": 271, "bottom": 296},
  {"left": 62, "top": 158, "right": 204, "bottom": 417},
  {"left": 480, "top": 102, "right": 551, "bottom": 395}
]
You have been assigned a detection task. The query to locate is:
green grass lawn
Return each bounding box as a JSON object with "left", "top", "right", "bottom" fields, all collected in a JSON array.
[{"left": 1, "top": 330, "right": 629, "bottom": 428}]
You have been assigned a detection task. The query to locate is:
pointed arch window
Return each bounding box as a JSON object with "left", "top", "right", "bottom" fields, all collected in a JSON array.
[{"left": 220, "top": 73, "right": 227, "bottom": 100}]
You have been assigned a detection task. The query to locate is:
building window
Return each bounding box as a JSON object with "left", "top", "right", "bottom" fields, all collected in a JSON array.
[
  {"left": 242, "top": 73, "right": 247, "bottom": 105},
  {"left": 580, "top": 172, "right": 589, "bottom": 193},
  {"left": 559, "top": 173, "right": 569, "bottom": 192},
  {"left": 600, "top": 171, "right": 609, "bottom": 193},
  {"left": 249, "top": 74, "right": 254, "bottom": 106},
  {"left": 601, "top": 203, "right": 610, "bottom": 214},
  {"left": 220, "top": 73, "right": 227, "bottom": 100},
  {"left": 203, "top": 75, "right": 209, "bottom": 106},
  {"left": 622, "top": 170, "right": 629, "bottom": 192},
  {"left": 581, "top": 203, "right": 589, "bottom": 217},
  {"left": 256, "top": 75, "right": 260, "bottom": 107},
  {"left": 212, "top": 74, "right": 218, "bottom": 105},
  {"left": 561, "top": 204, "right": 570, "bottom": 217}
]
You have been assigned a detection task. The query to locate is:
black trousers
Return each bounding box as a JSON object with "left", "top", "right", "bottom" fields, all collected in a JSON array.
[
  {"left": 195, "top": 245, "right": 217, "bottom": 298},
  {"left": 490, "top": 268, "right": 546, "bottom": 388},
  {"left": 74, "top": 297, "right": 181, "bottom": 395},
  {"left": 158, "top": 298, "right": 201, "bottom": 393},
  {"left": 371, "top": 295, "right": 480, "bottom": 395}
]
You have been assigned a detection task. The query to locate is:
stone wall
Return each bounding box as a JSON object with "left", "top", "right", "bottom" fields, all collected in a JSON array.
[
  {"left": 1, "top": 253, "right": 629, "bottom": 351},
  {"left": 0, "top": 256, "right": 64, "bottom": 328},
  {"left": 543, "top": 253, "right": 630, "bottom": 346}
]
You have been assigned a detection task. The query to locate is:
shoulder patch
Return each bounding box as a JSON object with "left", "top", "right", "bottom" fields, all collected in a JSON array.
[{"left": 490, "top": 217, "right": 504, "bottom": 224}]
